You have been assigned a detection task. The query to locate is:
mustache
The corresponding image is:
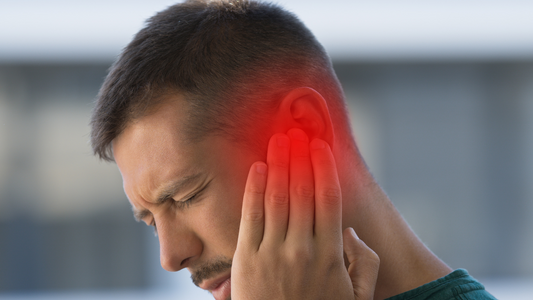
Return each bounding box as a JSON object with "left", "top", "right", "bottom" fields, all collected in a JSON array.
[{"left": 191, "top": 257, "right": 232, "bottom": 287}]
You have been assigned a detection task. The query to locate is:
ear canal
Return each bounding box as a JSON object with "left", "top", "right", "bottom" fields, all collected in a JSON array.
[{"left": 289, "top": 95, "right": 326, "bottom": 139}]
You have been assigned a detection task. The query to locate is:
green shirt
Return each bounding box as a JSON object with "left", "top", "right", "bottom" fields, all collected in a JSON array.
[{"left": 386, "top": 269, "right": 497, "bottom": 300}]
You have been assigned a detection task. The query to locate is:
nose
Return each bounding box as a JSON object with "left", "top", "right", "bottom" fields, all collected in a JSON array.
[{"left": 156, "top": 215, "right": 202, "bottom": 272}]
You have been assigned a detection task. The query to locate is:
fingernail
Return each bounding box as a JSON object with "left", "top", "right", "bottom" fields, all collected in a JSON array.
[
  {"left": 277, "top": 136, "right": 289, "bottom": 147},
  {"left": 310, "top": 139, "right": 325, "bottom": 149},
  {"left": 290, "top": 129, "right": 307, "bottom": 142},
  {"left": 256, "top": 163, "right": 267, "bottom": 174}
]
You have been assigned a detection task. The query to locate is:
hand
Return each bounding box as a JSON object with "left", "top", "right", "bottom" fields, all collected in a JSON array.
[{"left": 231, "top": 128, "right": 379, "bottom": 300}]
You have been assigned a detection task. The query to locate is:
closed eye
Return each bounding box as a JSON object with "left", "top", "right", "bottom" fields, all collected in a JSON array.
[
  {"left": 176, "top": 191, "right": 200, "bottom": 209},
  {"left": 175, "top": 180, "right": 210, "bottom": 209},
  {"left": 145, "top": 191, "right": 201, "bottom": 237},
  {"left": 148, "top": 179, "right": 211, "bottom": 236}
]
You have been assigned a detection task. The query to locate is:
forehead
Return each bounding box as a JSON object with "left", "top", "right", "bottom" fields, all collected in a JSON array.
[
  {"left": 113, "top": 96, "right": 196, "bottom": 202},
  {"left": 115, "top": 96, "right": 191, "bottom": 161}
]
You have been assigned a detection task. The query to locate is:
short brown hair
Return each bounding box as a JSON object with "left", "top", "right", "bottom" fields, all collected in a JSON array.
[{"left": 90, "top": 0, "right": 352, "bottom": 161}]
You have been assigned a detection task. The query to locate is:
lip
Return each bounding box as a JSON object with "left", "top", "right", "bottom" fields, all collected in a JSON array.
[
  {"left": 199, "top": 272, "right": 231, "bottom": 291},
  {"left": 210, "top": 276, "right": 231, "bottom": 300}
]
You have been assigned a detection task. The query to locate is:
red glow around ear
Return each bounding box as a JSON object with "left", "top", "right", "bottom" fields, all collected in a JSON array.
[
  {"left": 239, "top": 87, "right": 334, "bottom": 163},
  {"left": 285, "top": 127, "right": 316, "bottom": 205},
  {"left": 276, "top": 87, "right": 335, "bottom": 149}
]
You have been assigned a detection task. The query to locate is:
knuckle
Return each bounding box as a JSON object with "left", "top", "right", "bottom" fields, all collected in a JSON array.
[
  {"left": 359, "top": 240, "right": 380, "bottom": 265},
  {"left": 318, "top": 187, "right": 341, "bottom": 204},
  {"left": 285, "top": 245, "right": 314, "bottom": 264},
  {"left": 272, "top": 160, "right": 289, "bottom": 169},
  {"left": 243, "top": 210, "right": 263, "bottom": 223},
  {"left": 246, "top": 185, "right": 264, "bottom": 196},
  {"left": 294, "top": 184, "right": 314, "bottom": 199},
  {"left": 358, "top": 253, "right": 381, "bottom": 278},
  {"left": 267, "top": 192, "right": 289, "bottom": 206},
  {"left": 320, "top": 250, "right": 344, "bottom": 272},
  {"left": 368, "top": 250, "right": 380, "bottom": 266}
]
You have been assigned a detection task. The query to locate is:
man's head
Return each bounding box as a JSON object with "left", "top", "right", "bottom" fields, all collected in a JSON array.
[
  {"left": 90, "top": 0, "right": 358, "bottom": 295},
  {"left": 90, "top": 0, "right": 354, "bottom": 162}
]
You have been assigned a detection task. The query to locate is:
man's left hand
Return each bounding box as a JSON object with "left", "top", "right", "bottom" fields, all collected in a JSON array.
[{"left": 231, "top": 128, "right": 379, "bottom": 300}]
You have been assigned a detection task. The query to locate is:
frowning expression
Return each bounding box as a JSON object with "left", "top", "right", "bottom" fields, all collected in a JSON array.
[{"left": 113, "top": 94, "right": 263, "bottom": 293}]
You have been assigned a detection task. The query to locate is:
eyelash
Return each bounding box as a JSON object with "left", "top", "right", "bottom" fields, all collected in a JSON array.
[
  {"left": 176, "top": 192, "right": 200, "bottom": 209},
  {"left": 149, "top": 190, "right": 203, "bottom": 236},
  {"left": 150, "top": 222, "right": 158, "bottom": 236}
]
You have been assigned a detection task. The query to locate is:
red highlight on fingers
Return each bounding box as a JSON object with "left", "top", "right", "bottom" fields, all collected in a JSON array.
[
  {"left": 256, "top": 163, "right": 267, "bottom": 174},
  {"left": 289, "top": 129, "right": 307, "bottom": 142},
  {"left": 240, "top": 124, "right": 338, "bottom": 245},
  {"left": 310, "top": 138, "right": 325, "bottom": 150},
  {"left": 277, "top": 136, "right": 290, "bottom": 147},
  {"left": 286, "top": 128, "right": 316, "bottom": 240}
]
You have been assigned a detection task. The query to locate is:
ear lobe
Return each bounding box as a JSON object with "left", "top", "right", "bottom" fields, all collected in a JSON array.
[{"left": 279, "top": 87, "right": 335, "bottom": 148}]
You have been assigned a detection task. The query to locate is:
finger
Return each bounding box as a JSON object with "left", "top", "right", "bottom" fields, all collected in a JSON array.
[
  {"left": 343, "top": 228, "right": 380, "bottom": 300},
  {"left": 237, "top": 162, "right": 268, "bottom": 252},
  {"left": 263, "top": 133, "right": 291, "bottom": 245},
  {"left": 310, "top": 138, "right": 342, "bottom": 241},
  {"left": 286, "top": 128, "right": 315, "bottom": 242}
]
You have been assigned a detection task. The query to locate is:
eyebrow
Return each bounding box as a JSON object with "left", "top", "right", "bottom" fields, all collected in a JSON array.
[{"left": 132, "top": 173, "right": 203, "bottom": 222}]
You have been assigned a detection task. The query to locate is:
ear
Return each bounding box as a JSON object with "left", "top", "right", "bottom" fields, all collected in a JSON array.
[{"left": 278, "top": 87, "right": 335, "bottom": 148}]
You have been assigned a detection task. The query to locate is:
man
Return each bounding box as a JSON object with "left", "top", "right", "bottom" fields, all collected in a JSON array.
[{"left": 90, "top": 0, "right": 496, "bottom": 299}]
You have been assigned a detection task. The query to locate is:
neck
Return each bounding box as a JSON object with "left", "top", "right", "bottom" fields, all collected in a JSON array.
[{"left": 337, "top": 146, "right": 452, "bottom": 300}]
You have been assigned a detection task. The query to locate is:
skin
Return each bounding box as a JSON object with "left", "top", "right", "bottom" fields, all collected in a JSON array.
[
  {"left": 232, "top": 130, "right": 379, "bottom": 300},
  {"left": 113, "top": 87, "right": 451, "bottom": 300}
]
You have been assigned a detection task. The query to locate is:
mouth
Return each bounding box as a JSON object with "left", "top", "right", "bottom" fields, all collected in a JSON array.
[{"left": 199, "top": 273, "right": 231, "bottom": 300}]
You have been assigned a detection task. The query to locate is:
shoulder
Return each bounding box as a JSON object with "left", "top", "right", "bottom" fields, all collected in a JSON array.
[{"left": 385, "top": 269, "right": 497, "bottom": 300}]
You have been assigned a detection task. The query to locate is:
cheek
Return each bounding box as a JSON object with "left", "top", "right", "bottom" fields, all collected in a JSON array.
[
  {"left": 196, "top": 138, "right": 261, "bottom": 255},
  {"left": 197, "top": 184, "right": 244, "bottom": 255}
]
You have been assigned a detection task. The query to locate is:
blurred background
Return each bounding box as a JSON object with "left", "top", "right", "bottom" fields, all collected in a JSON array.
[{"left": 1, "top": 0, "right": 532, "bottom": 299}]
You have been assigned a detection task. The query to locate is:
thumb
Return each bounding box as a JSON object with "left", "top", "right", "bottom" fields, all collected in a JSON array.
[{"left": 343, "top": 227, "right": 380, "bottom": 300}]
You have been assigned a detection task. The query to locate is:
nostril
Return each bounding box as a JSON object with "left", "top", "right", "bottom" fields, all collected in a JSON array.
[{"left": 181, "top": 257, "right": 191, "bottom": 267}]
